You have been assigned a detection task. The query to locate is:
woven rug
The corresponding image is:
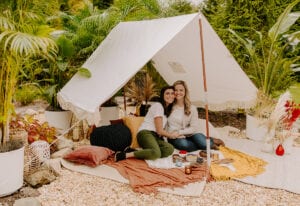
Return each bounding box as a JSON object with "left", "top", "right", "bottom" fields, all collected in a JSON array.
[{"left": 221, "top": 135, "right": 300, "bottom": 194}]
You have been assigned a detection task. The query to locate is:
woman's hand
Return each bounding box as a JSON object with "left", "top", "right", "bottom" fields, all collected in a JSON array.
[{"left": 169, "top": 131, "right": 186, "bottom": 139}]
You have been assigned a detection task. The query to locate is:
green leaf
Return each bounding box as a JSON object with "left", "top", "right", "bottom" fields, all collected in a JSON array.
[
  {"left": 268, "top": 0, "right": 300, "bottom": 41},
  {"left": 78, "top": 67, "right": 91, "bottom": 78},
  {"left": 287, "top": 30, "right": 300, "bottom": 45}
]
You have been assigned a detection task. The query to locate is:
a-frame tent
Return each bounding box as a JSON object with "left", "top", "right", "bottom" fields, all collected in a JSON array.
[{"left": 58, "top": 13, "right": 257, "bottom": 125}]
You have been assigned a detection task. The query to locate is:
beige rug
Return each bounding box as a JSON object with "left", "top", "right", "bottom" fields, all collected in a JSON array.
[
  {"left": 221, "top": 134, "right": 300, "bottom": 194},
  {"left": 62, "top": 123, "right": 300, "bottom": 195},
  {"left": 61, "top": 159, "right": 206, "bottom": 197}
]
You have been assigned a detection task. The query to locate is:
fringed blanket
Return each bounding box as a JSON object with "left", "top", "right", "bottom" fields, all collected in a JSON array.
[
  {"left": 106, "top": 158, "right": 209, "bottom": 194},
  {"left": 211, "top": 146, "right": 267, "bottom": 180}
]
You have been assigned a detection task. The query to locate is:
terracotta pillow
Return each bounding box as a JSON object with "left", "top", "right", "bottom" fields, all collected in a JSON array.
[
  {"left": 63, "top": 145, "right": 113, "bottom": 167},
  {"left": 122, "top": 116, "right": 144, "bottom": 149}
]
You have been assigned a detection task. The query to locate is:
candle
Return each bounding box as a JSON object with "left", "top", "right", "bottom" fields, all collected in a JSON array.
[
  {"left": 186, "top": 154, "right": 197, "bottom": 162},
  {"left": 172, "top": 154, "right": 180, "bottom": 163},
  {"left": 185, "top": 165, "right": 192, "bottom": 175}
]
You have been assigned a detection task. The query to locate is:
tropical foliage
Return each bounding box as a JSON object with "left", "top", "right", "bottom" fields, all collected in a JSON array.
[
  {"left": 0, "top": 0, "right": 58, "bottom": 144},
  {"left": 202, "top": 0, "right": 298, "bottom": 68},
  {"left": 1, "top": 0, "right": 299, "bottom": 144},
  {"left": 39, "top": 34, "right": 91, "bottom": 110},
  {"left": 228, "top": 0, "right": 300, "bottom": 96}
]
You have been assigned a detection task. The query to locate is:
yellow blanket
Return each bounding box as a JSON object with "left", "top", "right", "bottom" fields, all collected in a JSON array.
[{"left": 211, "top": 146, "right": 267, "bottom": 180}]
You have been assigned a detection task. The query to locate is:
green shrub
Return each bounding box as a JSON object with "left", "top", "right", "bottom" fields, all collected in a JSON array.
[{"left": 15, "top": 84, "right": 41, "bottom": 105}]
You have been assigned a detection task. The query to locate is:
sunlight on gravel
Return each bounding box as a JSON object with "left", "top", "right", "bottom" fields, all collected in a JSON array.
[{"left": 36, "top": 169, "right": 300, "bottom": 206}]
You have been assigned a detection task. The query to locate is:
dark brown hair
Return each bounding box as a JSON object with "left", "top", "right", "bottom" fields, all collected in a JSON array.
[{"left": 160, "top": 86, "right": 174, "bottom": 117}]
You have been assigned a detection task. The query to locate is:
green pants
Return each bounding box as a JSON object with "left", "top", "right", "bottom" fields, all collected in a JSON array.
[{"left": 134, "top": 130, "right": 174, "bottom": 160}]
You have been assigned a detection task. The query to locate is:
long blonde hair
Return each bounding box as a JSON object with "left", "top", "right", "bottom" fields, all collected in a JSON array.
[{"left": 173, "top": 80, "right": 191, "bottom": 115}]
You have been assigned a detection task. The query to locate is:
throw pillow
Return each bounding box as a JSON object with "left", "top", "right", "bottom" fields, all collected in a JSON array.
[
  {"left": 63, "top": 145, "right": 113, "bottom": 167},
  {"left": 110, "top": 118, "right": 124, "bottom": 125},
  {"left": 122, "top": 116, "right": 144, "bottom": 149},
  {"left": 89, "top": 124, "right": 131, "bottom": 151}
]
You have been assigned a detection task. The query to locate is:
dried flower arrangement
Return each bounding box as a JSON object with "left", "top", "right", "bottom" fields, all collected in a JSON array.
[
  {"left": 125, "top": 72, "right": 159, "bottom": 106},
  {"left": 247, "top": 90, "right": 276, "bottom": 120},
  {"left": 282, "top": 101, "right": 300, "bottom": 130},
  {"left": 263, "top": 92, "right": 300, "bottom": 143}
]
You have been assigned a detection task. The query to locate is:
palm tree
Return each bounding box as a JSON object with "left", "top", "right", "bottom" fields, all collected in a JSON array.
[{"left": 0, "top": 1, "right": 58, "bottom": 144}]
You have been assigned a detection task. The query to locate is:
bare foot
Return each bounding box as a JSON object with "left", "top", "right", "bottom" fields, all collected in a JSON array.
[{"left": 213, "top": 138, "right": 225, "bottom": 147}]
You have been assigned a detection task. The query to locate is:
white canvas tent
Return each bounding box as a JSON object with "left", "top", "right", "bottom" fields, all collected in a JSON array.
[{"left": 57, "top": 13, "right": 257, "bottom": 125}]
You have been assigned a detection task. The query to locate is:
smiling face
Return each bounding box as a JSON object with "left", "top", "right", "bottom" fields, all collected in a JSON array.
[
  {"left": 163, "top": 88, "right": 175, "bottom": 105},
  {"left": 174, "top": 84, "right": 185, "bottom": 102}
]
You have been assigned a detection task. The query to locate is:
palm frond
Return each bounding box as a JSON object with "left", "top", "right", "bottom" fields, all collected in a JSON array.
[
  {"left": 0, "top": 30, "right": 57, "bottom": 58},
  {"left": 268, "top": 0, "right": 300, "bottom": 41},
  {"left": 0, "top": 16, "right": 15, "bottom": 30}
]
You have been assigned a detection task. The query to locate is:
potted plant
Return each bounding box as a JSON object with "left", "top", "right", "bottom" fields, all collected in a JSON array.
[
  {"left": 0, "top": 2, "right": 58, "bottom": 196},
  {"left": 229, "top": 0, "right": 300, "bottom": 141},
  {"left": 41, "top": 35, "right": 91, "bottom": 132},
  {"left": 125, "top": 69, "right": 159, "bottom": 116},
  {"left": 245, "top": 91, "right": 276, "bottom": 141},
  {"left": 10, "top": 115, "right": 57, "bottom": 145},
  {"left": 228, "top": 0, "right": 300, "bottom": 97}
]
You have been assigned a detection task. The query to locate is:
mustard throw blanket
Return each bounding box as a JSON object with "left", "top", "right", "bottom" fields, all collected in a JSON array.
[{"left": 211, "top": 146, "right": 267, "bottom": 180}]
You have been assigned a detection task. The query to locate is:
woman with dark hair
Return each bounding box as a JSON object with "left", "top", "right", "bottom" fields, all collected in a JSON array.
[
  {"left": 114, "top": 86, "right": 180, "bottom": 161},
  {"left": 167, "top": 80, "right": 225, "bottom": 152}
]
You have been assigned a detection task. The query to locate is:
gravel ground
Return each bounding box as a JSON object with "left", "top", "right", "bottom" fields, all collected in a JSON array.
[
  {"left": 1, "top": 101, "right": 300, "bottom": 205},
  {"left": 36, "top": 169, "right": 300, "bottom": 206}
]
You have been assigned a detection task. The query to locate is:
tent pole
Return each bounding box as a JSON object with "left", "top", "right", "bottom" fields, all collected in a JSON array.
[
  {"left": 123, "top": 87, "right": 127, "bottom": 115},
  {"left": 198, "top": 17, "right": 211, "bottom": 174}
]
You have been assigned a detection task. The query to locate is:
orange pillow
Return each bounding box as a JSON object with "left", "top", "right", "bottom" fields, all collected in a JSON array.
[
  {"left": 63, "top": 145, "right": 113, "bottom": 167},
  {"left": 122, "top": 116, "right": 144, "bottom": 149}
]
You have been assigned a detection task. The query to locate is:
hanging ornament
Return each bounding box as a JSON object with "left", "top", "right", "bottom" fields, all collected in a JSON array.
[{"left": 275, "top": 144, "right": 285, "bottom": 156}]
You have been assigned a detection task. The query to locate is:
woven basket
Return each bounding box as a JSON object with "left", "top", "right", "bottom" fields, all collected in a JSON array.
[
  {"left": 24, "top": 141, "right": 50, "bottom": 178},
  {"left": 30, "top": 141, "right": 50, "bottom": 161},
  {"left": 24, "top": 145, "right": 41, "bottom": 178}
]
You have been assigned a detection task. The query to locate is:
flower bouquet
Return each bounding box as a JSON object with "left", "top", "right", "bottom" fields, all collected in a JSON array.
[{"left": 263, "top": 92, "right": 300, "bottom": 155}]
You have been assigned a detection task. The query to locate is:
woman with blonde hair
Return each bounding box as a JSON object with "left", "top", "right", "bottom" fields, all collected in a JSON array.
[{"left": 166, "top": 80, "right": 225, "bottom": 152}]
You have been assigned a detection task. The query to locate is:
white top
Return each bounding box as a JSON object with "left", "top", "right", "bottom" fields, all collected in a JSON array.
[
  {"left": 166, "top": 105, "right": 201, "bottom": 135},
  {"left": 138, "top": 102, "right": 167, "bottom": 132}
]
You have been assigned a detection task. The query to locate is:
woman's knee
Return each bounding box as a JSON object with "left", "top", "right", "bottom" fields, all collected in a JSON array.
[
  {"left": 148, "top": 149, "right": 161, "bottom": 160},
  {"left": 170, "top": 139, "right": 193, "bottom": 151},
  {"left": 161, "top": 144, "right": 174, "bottom": 158},
  {"left": 191, "top": 133, "right": 208, "bottom": 149}
]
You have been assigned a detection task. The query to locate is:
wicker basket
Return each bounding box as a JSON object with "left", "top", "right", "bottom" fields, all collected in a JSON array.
[
  {"left": 24, "top": 141, "right": 50, "bottom": 178},
  {"left": 24, "top": 145, "right": 41, "bottom": 178},
  {"left": 30, "top": 141, "right": 50, "bottom": 161}
]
